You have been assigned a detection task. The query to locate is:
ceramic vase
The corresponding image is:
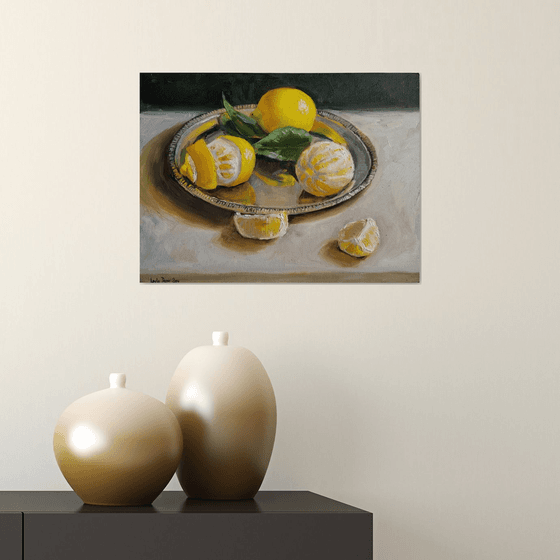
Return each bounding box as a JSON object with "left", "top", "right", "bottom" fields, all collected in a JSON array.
[
  {"left": 166, "top": 332, "right": 277, "bottom": 500},
  {"left": 53, "top": 373, "right": 183, "bottom": 506}
]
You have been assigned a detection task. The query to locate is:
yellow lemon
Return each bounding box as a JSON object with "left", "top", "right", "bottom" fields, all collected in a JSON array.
[
  {"left": 338, "top": 218, "right": 380, "bottom": 257},
  {"left": 183, "top": 139, "right": 217, "bottom": 190},
  {"left": 181, "top": 136, "right": 256, "bottom": 190},
  {"left": 233, "top": 212, "right": 288, "bottom": 240},
  {"left": 296, "top": 140, "right": 354, "bottom": 197},
  {"left": 253, "top": 88, "right": 316, "bottom": 133}
]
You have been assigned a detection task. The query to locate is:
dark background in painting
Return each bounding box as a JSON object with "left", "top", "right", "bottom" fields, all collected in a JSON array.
[{"left": 140, "top": 73, "right": 419, "bottom": 112}]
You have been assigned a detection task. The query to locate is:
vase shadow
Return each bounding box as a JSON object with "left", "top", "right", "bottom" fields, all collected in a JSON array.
[
  {"left": 77, "top": 504, "right": 158, "bottom": 513},
  {"left": 180, "top": 498, "right": 262, "bottom": 512}
]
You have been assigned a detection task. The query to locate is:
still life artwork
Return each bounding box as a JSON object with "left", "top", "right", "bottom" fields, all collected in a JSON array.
[{"left": 140, "top": 73, "right": 420, "bottom": 283}]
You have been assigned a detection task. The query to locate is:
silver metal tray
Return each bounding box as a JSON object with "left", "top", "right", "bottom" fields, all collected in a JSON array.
[{"left": 168, "top": 105, "right": 377, "bottom": 215}]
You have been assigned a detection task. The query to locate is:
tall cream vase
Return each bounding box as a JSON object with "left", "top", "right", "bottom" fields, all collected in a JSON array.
[
  {"left": 53, "top": 373, "right": 183, "bottom": 506},
  {"left": 166, "top": 332, "right": 277, "bottom": 500}
]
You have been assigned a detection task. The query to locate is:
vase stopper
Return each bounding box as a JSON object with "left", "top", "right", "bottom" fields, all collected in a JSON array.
[
  {"left": 212, "top": 331, "right": 229, "bottom": 346},
  {"left": 109, "top": 373, "right": 126, "bottom": 388}
]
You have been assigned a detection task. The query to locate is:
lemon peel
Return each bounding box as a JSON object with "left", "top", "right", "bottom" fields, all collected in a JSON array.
[
  {"left": 233, "top": 212, "right": 288, "bottom": 240},
  {"left": 179, "top": 153, "right": 197, "bottom": 183},
  {"left": 185, "top": 139, "right": 217, "bottom": 190},
  {"left": 310, "top": 121, "right": 347, "bottom": 146},
  {"left": 255, "top": 88, "right": 317, "bottom": 133},
  {"left": 338, "top": 218, "right": 380, "bottom": 258},
  {"left": 296, "top": 140, "right": 355, "bottom": 197}
]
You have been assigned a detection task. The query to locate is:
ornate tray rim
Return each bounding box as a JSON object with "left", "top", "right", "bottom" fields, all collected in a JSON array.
[{"left": 167, "top": 105, "right": 377, "bottom": 216}]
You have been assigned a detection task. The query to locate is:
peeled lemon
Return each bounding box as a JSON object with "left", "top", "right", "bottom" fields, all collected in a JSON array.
[
  {"left": 180, "top": 135, "right": 256, "bottom": 190},
  {"left": 233, "top": 212, "right": 288, "bottom": 240},
  {"left": 207, "top": 136, "right": 256, "bottom": 187},
  {"left": 253, "top": 88, "right": 316, "bottom": 133},
  {"left": 338, "top": 218, "right": 380, "bottom": 258},
  {"left": 296, "top": 141, "right": 355, "bottom": 197}
]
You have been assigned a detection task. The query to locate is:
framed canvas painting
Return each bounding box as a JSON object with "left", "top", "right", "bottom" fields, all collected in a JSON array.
[{"left": 140, "top": 73, "right": 420, "bottom": 283}]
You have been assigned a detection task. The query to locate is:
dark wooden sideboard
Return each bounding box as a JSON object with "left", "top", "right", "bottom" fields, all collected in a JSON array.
[{"left": 0, "top": 491, "right": 372, "bottom": 559}]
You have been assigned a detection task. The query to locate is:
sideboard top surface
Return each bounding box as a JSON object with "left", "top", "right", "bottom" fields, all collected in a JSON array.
[{"left": 0, "top": 491, "right": 370, "bottom": 515}]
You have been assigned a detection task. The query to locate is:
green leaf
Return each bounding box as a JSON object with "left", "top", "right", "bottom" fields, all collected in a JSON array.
[
  {"left": 219, "top": 113, "right": 245, "bottom": 138},
  {"left": 253, "top": 127, "right": 313, "bottom": 161},
  {"left": 222, "top": 94, "right": 266, "bottom": 139}
]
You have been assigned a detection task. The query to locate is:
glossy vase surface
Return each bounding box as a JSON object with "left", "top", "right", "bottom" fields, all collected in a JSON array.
[
  {"left": 166, "top": 332, "right": 277, "bottom": 500},
  {"left": 53, "top": 373, "right": 183, "bottom": 506}
]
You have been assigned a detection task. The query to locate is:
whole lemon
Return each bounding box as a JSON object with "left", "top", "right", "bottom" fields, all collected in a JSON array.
[{"left": 254, "top": 88, "right": 317, "bottom": 133}]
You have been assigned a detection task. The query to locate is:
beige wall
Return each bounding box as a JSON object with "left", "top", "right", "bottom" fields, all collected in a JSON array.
[{"left": 2, "top": 0, "right": 560, "bottom": 558}]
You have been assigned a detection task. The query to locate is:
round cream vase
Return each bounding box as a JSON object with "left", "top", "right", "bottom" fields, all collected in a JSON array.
[
  {"left": 166, "top": 332, "right": 277, "bottom": 500},
  {"left": 53, "top": 373, "right": 183, "bottom": 506}
]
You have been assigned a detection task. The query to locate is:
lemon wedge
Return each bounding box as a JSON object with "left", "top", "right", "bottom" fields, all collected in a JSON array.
[
  {"left": 233, "top": 212, "right": 288, "bottom": 240},
  {"left": 338, "top": 218, "right": 380, "bottom": 257},
  {"left": 296, "top": 141, "right": 354, "bottom": 197}
]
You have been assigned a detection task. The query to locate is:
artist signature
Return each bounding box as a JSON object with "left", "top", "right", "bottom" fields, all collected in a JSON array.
[{"left": 149, "top": 277, "right": 180, "bottom": 283}]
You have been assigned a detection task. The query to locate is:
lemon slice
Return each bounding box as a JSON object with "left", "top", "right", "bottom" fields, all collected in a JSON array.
[
  {"left": 184, "top": 139, "right": 217, "bottom": 190},
  {"left": 338, "top": 218, "right": 380, "bottom": 257},
  {"left": 233, "top": 212, "right": 288, "bottom": 240},
  {"left": 296, "top": 141, "right": 355, "bottom": 197},
  {"left": 207, "top": 135, "right": 256, "bottom": 187}
]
